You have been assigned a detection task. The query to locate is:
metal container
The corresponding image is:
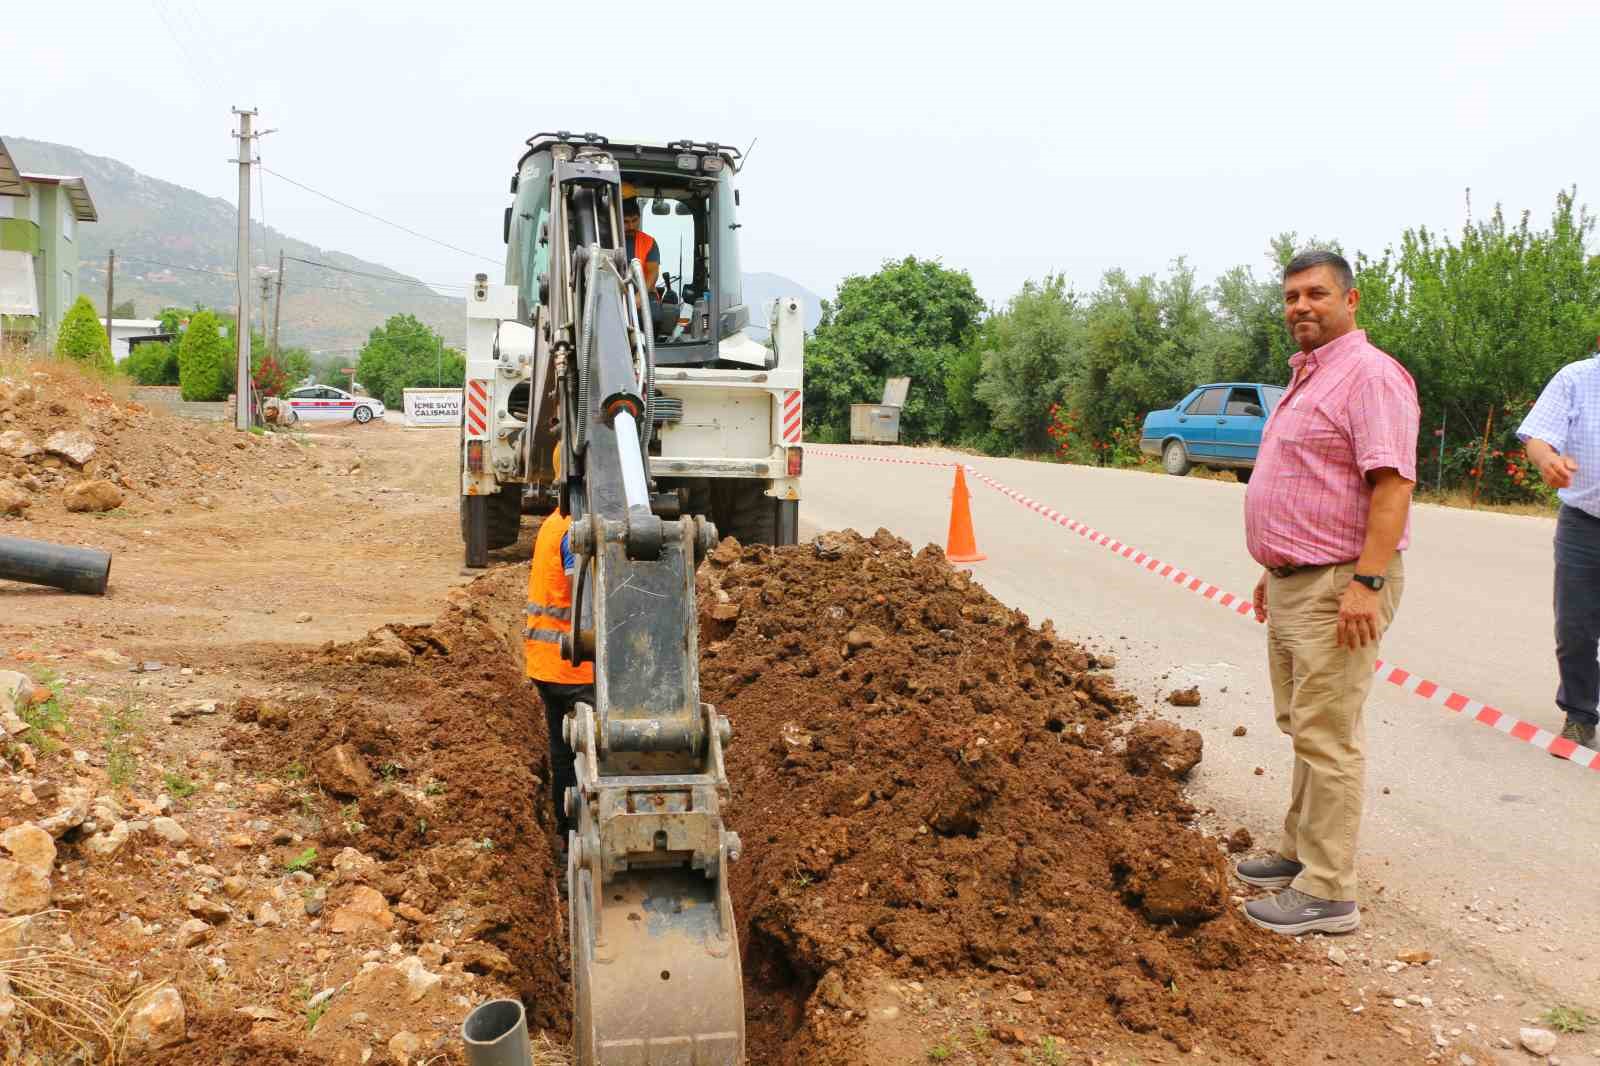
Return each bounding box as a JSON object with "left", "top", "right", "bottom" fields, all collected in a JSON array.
[
  {"left": 849, "top": 404, "right": 902, "bottom": 443},
  {"left": 849, "top": 377, "right": 912, "bottom": 444}
]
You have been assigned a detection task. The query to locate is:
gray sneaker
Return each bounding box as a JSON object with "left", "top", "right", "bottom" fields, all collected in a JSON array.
[
  {"left": 1235, "top": 854, "right": 1304, "bottom": 889},
  {"left": 1557, "top": 716, "right": 1597, "bottom": 754},
  {"left": 1244, "top": 888, "right": 1360, "bottom": 935}
]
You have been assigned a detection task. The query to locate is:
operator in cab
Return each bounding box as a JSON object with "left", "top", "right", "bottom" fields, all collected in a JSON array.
[{"left": 621, "top": 183, "right": 661, "bottom": 290}]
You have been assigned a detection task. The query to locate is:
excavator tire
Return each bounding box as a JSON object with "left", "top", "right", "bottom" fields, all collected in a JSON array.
[
  {"left": 461, "top": 495, "right": 488, "bottom": 569},
  {"left": 486, "top": 484, "right": 522, "bottom": 550},
  {"left": 715, "top": 480, "right": 776, "bottom": 546}
]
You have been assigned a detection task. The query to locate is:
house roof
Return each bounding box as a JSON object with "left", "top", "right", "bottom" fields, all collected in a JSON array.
[
  {"left": 0, "top": 139, "right": 24, "bottom": 198},
  {"left": 17, "top": 172, "right": 98, "bottom": 221}
]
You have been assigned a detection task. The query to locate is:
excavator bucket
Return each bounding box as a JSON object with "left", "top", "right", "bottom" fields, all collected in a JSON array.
[{"left": 571, "top": 865, "right": 744, "bottom": 1064}]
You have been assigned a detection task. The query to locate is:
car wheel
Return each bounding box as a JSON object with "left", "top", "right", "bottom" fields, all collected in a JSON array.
[
  {"left": 1234, "top": 466, "right": 1252, "bottom": 485},
  {"left": 1162, "top": 440, "right": 1192, "bottom": 476},
  {"left": 354, "top": 405, "right": 374, "bottom": 424},
  {"left": 283, "top": 407, "right": 298, "bottom": 425}
]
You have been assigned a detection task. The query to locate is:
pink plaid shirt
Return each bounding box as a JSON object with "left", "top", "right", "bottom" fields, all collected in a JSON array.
[{"left": 1245, "top": 329, "right": 1419, "bottom": 569}]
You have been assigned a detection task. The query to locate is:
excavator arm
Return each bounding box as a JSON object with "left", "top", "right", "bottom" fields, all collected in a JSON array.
[{"left": 547, "top": 147, "right": 746, "bottom": 1065}]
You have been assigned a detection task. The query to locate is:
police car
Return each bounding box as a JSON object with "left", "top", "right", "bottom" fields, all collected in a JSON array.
[{"left": 281, "top": 385, "right": 386, "bottom": 425}]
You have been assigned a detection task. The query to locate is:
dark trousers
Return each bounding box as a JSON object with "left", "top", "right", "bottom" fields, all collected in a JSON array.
[
  {"left": 1555, "top": 505, "right": 1600, "bottom": 727},
  {"left": 535, "top": 681, "right": 592, "bottom": 837}
]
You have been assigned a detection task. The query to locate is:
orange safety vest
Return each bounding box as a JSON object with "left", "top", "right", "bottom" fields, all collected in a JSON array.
[
  {"left": 631, "top": 230, "right": 657, "bottom": 266},
  {"left": 525, "top": 512, "right": 594, "bottom": 685}
]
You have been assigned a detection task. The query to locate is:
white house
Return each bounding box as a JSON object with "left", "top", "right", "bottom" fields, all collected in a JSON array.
[{"left": 107, "top": 318, "right": 164, "bottom": 360}]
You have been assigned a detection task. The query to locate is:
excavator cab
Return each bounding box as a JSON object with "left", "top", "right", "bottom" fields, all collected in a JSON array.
[{"left": 506, "top": 136, "right": 753, "bottom": 369}]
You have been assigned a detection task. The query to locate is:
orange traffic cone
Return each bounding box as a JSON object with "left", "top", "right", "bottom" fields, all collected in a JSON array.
[{"left": 945, "top": 465, "right": 986, "bottom": 563}]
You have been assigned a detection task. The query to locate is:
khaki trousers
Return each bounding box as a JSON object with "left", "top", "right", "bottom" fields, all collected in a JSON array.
[{"left": 1266, "top": 556, "right": 1403, "bottom": 902}]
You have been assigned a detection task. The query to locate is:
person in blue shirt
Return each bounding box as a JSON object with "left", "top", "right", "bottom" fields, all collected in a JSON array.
[{"left": 1518, "top": 343, "right": 1600, "bottom": 750}]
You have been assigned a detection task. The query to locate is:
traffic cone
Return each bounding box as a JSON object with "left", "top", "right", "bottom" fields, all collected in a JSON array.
[{"left": 945, "top": 465, "right": 986, "bottom": 563}]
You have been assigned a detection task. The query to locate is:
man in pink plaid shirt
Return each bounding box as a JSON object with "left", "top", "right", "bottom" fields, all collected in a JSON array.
[{"left": 1234, "top": 250, "right": 1420, "bottom": 936}]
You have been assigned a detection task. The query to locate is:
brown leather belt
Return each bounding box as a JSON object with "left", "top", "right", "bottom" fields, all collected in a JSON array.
[{"left": 1268, "top": 561, "right": 1353, "bottom": 579}]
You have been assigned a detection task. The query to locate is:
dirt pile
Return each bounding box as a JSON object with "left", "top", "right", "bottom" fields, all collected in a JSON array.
[
  {"left": 0, "top": 361, "right": 318, "bottom": 524},
  {"left": 698, "top": 531, "right": 1309, "bottom": 1061}
]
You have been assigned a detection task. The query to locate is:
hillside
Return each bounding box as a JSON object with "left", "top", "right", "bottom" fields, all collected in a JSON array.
[
  {"left": 4, "top": 136, "right": 468, "bottom": 353},
  {"left": 4, "top": 137, "right": 824, "bottom": 353}
]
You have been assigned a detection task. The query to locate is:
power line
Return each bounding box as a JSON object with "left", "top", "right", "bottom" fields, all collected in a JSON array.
[
  {"left": 260, "top": 166, "right": 501, "bottom": 265},
  {"left": 282, "top": 255, "right": 470, "bottom": 291}
]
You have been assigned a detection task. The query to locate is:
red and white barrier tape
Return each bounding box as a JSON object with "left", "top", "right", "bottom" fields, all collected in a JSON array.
[{"left": 809, "top": 447, "right": 1600, "bottom": 771}]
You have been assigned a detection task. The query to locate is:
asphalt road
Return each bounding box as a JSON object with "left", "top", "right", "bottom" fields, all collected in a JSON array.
[{"left": 798, "top": 444, "right": 1598, "bottom": 1007}]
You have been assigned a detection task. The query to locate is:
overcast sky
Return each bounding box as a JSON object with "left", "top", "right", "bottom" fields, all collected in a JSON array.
[{"left": 7, "top": 0, "right": 1598, "bottom": 306}]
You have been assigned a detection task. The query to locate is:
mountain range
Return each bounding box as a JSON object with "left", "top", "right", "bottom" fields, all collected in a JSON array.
[{"left": 3, "top": 137, "right": 823, "bottom": 353}]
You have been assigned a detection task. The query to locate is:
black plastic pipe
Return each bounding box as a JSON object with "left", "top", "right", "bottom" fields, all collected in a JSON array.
[{"left": 0, "top": 536, "right": 112, "bottom": 595}]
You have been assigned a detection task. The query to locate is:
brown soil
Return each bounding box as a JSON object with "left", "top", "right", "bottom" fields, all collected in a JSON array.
[
  {"left": 696, "top": 532, "right": 1418, "bottom": 1064},
  {"left": 0, "top": 361, "right": 1477, "bottom": 1064}
]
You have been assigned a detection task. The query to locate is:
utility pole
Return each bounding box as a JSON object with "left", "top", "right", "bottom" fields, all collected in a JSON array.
[
  {"left": 271, "top": 250, "right": 285, "bottom": 358},
  {"left": 260, "top": 272, "right": 272, "bottom": 341},
  {"left": 103, "top": 249, "right": 115, "bottom": 343},
  {"left": 232, "top": 107, "right": 256, "bottom": 431}
]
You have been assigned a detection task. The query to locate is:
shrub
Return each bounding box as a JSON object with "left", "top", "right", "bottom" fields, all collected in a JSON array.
[
  {"left": 177, "top": 310, "right": 230, "bottom": 401},
  {"left": 121, "top": 340, "right": 179, "bottom": 385},
  {"left": 56, "top": 295, "right": 112, "bottom": 369}
]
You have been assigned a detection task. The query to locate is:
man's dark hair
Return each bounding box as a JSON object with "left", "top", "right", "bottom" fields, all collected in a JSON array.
[{"left": 1283, "top": 249, "right": 1354, "bottom": 291}]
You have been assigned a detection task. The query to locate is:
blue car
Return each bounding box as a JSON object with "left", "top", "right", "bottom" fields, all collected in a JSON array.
[{"left": 1140, "top": 382, "right": 1286, "bottom": 483}]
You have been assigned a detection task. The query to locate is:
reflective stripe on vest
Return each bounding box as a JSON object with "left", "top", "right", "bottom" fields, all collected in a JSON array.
[
  {"left": 525, "top": 628, "right": 563, "bottom": 644},
  {"left": 526, "top": 603, "right": 572, "bottom": 622}
]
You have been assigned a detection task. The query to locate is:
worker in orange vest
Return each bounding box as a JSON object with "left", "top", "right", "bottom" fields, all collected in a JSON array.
[
  {"left": 621, "top": 187, "right": 661, "bottom": 290},
  {"left": 526, "top": 447, "right": 593, "bottom": 843}
]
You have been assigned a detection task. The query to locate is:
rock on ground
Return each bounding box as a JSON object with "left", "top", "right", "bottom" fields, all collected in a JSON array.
[
  {"left": 312, "top": 743, "right": 374, "bottom": 798},
  {"left": 332, "top": 847, "right": 377, "bottom": 884},
  {"left": 1519, "top": 1028, "right": 1558, "bottom": 1055},
  {"left": 1124, "top": 720, "right": 1205, "bottom": 779},
  {"left": 185, "top": 894, "right": 231, "bottom": 924},
  {"left": 1168, "top": 686, "right": 1202, "bottom": 707},
  {"left": 83, "top": 820, "right": 131, "bottom": 860},
  {"left": 176, "top": 918, "right": 211, "bottom": 947},
  {"left": 0, "top": 430, "right": 39, "bottom": 460},
  {"left": 63, "top": 478, "right": 123, "bottom": 513},
  {"left": 330, "top": 885, "right": 394, "bottom": 934},
  {"left": 126, "top": 987, "right": 185, "bottom": 1051},
  {"left": 353, "top": 629, "right": 413, "bottom": 667},
  {"left": 43, "top": 430, "right": 96, "bottom": 466},
  {"left": 394, "top": 955, "right": 442, "bottom": 1003},
  {"left": 148, "top": 816, "right": 189, "bottom": 845},
  {"left": 0, "top": 824, "right": 56, "bottom": 878},
  {"left": 0, "top": 483, "right": 29, "bottom": 516},
  {"left": 388, "top": 1031, "right": 422, "bottom": 1063},
  {"left": 0, "top": 860, "right": 50, "bottom": 913}
]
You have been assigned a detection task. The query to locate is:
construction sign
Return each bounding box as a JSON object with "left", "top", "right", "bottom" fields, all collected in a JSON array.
[{"left": 402, "top": 387, "right": 463, "bottom": 428}]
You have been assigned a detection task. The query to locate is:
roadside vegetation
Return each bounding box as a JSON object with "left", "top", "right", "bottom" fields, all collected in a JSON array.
[{"left": 805, "top": 188, "right": 1600, "bottom": 508}]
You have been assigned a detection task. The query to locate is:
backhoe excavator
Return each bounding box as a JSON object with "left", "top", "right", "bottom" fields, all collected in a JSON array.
[{"left": 463, "top": 134, "right": 756, "bottom": 1065}]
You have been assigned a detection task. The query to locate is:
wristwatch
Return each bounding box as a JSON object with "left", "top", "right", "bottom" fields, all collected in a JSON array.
[{"left": 1352, "top": 573, "right": 1385, "bottom": 591}]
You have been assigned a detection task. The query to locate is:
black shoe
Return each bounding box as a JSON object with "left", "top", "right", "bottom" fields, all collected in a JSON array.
[{"left": 1556, "top": 716, "right": 1597, "bottom": 755}]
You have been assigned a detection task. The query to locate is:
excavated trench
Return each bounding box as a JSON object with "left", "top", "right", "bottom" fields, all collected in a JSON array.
[{"left": 218, "top": 530, "right": 1410, "bottom": 1065}]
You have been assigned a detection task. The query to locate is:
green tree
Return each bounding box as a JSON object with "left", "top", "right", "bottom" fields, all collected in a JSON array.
[
  {"left": 111, "top": 299, "right": 136, "bottom": 319},
  {"left": 1355, "top": 189, "right": 1600, "bottom": 500},
  {"left": 803, "top": 256, "right": 985, "bottom": 442},
  {"left": 974, "top": 275, "right": 1079, "bottom": 453},
  {"left": 56, "top": 295, "right": 112, "bottom": 369},
  {"left": 1064, "top": 261, "right": 1214, "bottom": 458},
  {"left": 120, "top": 340, "right": 179, "bottom": 385},
  {"left": 355, "top": 314, "right": 463, "bottom": 408},
  {"left": 178, "top": 309, "right": 231, "bottom": 401}
]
